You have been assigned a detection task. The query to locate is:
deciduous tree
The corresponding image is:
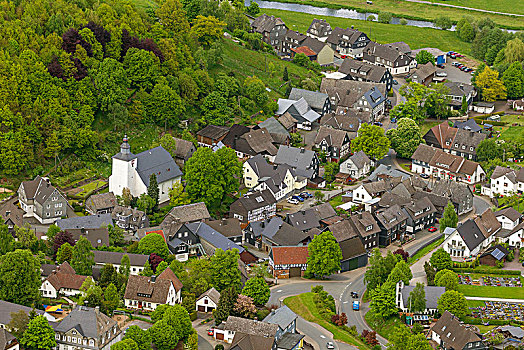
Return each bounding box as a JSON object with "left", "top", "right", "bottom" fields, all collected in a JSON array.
[
  {"left": 351, "top": 123, "right": 390, "bottom": 161},
  {"left": 233, "top": 294, "right": 256, "bottom": 318},
  {"left": 387, "top": 118, "right": 424, "bottom": 158},
  {"left": 242, "top": 277, "right": 270, "bottom": 306},
  {"left": 8, "top": 310, "right": 30, "bottom": 339},
  {"left": 71, "top": 236, "right": 94, "bottom": 275},
  {"left": 476, "top": 139, "right": 502, "bottom": 162},
  {"left": 20, "top": 316, "right": 56, "bottom": 350},
  {"left": 210, "top": 249, "right": 241, "bottom": 292},
  {"left": 386, "top": 260, "right": 412, "bottom": 285},
  {"left": 162, "top": 304, "right": 193, "bottom": 341},
  {"left": 213, "top": 286, "right": 238, "bottom": 325},
  {"left": 435, "top": 269, "right": 459, "bottom": 291},
  {"left": 148, "top": 320, "right": 178, "bottom": 350},
  {"left": 0, "top": 249, "right": 41, "bottom": 306},
  {"left": 438, "top": 290, "right": 468, "bottom": 318},
  {"left": 407, "top": 282, "right": 426, "bottom": 313},
  {"left": 56, "top": 242, "right": 73, "bottom": 264},
  {"left": 0, "top": 224, "right": 14, "bottom": 256},
  {"left": 502, "top": 62, "right": 524, "bottom": 99},
  {"left": 191, "top": 15, "right": 226, "bottom": 48},
  {"left": 124, "top": 326, "right": 151, "bottom": 350},
  {"left": 306, "top": 231, "right": 342, "bottom": 279},
  {"left": 111, "top": 339, "right": 139, "bottom": 350},
  {"left": 415, "top": 50, "right": 434, "bottom": 65},
  {"left": 476, "top": 66, "right": 507, "bottom": 102},
  {"left": 169, "top": 182, "right": 191, "bottom": 207},
  {"left": 440, "top": 202, "right": 458, "bottom": 233},
  {"left": 369, "top": 281, "right": 397, "bottom": 318},
  {"left": 430, "top": 248, "right": 453, "bottom": 271},
  {"left": 138, "top": 233, "right": 169, "bottom": 259}
]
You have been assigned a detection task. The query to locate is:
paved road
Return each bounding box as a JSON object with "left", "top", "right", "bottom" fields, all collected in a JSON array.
[
  {"left": 473, "top": 196, "right": 492, "bottom": 215},
  {"left": 403, "top": 0, "right": 524, "bottom": 17},
  {"left": 198, "top": 335, "right": 213, "bottom": 350}
]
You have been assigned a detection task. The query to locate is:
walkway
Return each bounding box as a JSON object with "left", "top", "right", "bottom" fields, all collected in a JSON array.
[
  {"left": 403, "top": 0, "right": 524, "bottom": 17},
  {"left": 465, "top": 296, "right": 524, "bottom": 303}
]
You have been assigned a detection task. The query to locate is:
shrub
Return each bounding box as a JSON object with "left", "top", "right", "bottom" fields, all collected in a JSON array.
[
  {"left": 451, "top": 268, "right": 520, "bottom": 275},
  {"left": 215, "top": 345, "right": 224, "bottom": 350},
  {"left": 400, "top": 18, "right": 408, "bottom": 25}
]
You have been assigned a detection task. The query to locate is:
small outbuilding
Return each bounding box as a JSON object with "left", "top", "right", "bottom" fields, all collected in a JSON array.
[
  {"left": 479, "top": 244, "right": 509, "bottom": 267},
  {"left": 196, "top": 287, "right": 220, "bottom": 313}
]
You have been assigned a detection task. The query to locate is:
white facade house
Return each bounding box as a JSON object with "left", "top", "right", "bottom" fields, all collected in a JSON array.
[
  {"left": 495, "top": 208, "right": 522, "bottom": 231},
  {"left": 39, "top": 263, "right": 88, "bottom": 299},
  {"left": 92, "top": 251, "right": 148, "bottom": 276},
  {"left": 482, "top": 166, "right": 524, "bottom": 198},
  {"left": 352, "top": 184, "right": 374, "bottom": 204},
  {"left": 196, "top": 288, "right": 220, "bottom": 313},
  {"left": 109, "top": 136, "right": 182, "bottom": 204},
  {"left": 396, "top": 281, "right": 445, "bottom": 315},
  {"left": 340, "top": 151, "right": 372, "bottom": 179}
]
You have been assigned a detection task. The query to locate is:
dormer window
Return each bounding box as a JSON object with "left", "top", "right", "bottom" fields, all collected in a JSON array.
[{"left": 366, "top": 225, "right": 373, "bottom": 231}]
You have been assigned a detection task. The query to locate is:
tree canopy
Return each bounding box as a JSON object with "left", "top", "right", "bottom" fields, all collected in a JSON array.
[
  {"left": 430, "top": 248, "right": 453, "bottom": 271},
  {"left": 351, "top": 123, "right": 390, "bottom": 160},
  {"left": 305, "top": 231, "right": 342, "bottom": 279},
  {"left": 438, "top": 290, "right": 468, "bottom": 318},
  {"left": 387, "top": 118, "right": 424, "bottom": 159},
  {"left": 440, "top": 202, "right": 458, "bottom": 233},
  {"left": 138, "top": 233, "right": 170, "bottom": 259},
  {"left": 0, "top": 249, "right": 41, "bottom": 306}
]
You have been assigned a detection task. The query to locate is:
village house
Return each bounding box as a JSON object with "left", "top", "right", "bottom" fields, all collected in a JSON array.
[
  {"left": 320, "top": 112, "right": 361, "bottom": 136},
  {"left": 278, "top": 112, "right": 297, "bottom": 134},
  {"left": 306, "top": 18, "right": 332, "bottom": 42},
  {"left": 205, "top": 218, "right": 243, "bottom": 245},
  {"left": 274, "top": 146, "right": 320, "bottom": 180},
  {"left": 352, "top": 177, "right": 402, "bottom": 205},
  {"left": 326, "top": 26, "right": 370, "bottom": 58},
  {"left": 290, "top": 37, "right": 335, "bottom": 66},
  {"left": 245, "top": 216, "right": 310, "bottom": 252},
  {"left": 109, "top": 136, "right": 182, "bottom": 204},
  {"left": 196, "top": 288, "right": 220, "bottom": 313},
  {"left": 85, "top": 192, "right": 117, "bottom": 215},
  {"left": 401, "top": 197, "right": 437, "bottom": 234},
  {"left": 337, "top": 59, "right": 393, "bottom": 92},
  {"left": 348, "top": 212, "right": 381, "bottom": 250},
  {"left": 196, "top": 125, "right": 229, "bottom": 148},
  {"left": 314, "top": 126, "right": 351, "bottom": 162},
  {"left": 288, "top": 88, "right": 332, "bottom": 116},
  {"left": 281, "top": 30, "right": 307, "bottom": 57},
  {"left": 92, "top": 251, "right": 148, "bottom": 276},
  {"left": 0, "top": 200, "right": 24, "bottom": 235},
  {"left": 0, "top": 329, "right": 18, "bottom": 350},
  {"left": 495, "top": 207, "right": 522, "bottom": 231},
  {"left": 18, "top": 176, "right": 68, "bottom": 224},
  {"left": 214, "top": 316, "right": 279, "bottom": 346},
  {"left": 111, "top": 205, "right": 149, "bottom": 233},
  {"left": 285, "top": 203, "right": 337, "bottom": 233},
  {"left": 269, "top": 246, "right": 309, "bottom": 279},
  {"left": 229, "top": 189, "right": 277, "bottom": 224},
  {"left": 482, "top": 165, "right": 524, "bottom": 198},
  {"left": 363, "top": 42, "right": 415, "bottom": 75},
  {"left": 40, "top": 262, "right": 88, "bottom": 299},
  {"left": 263, "top": 306, "right": 301, "bottom": 346},
  {"left": 445, "top": 82, "right": 476, "bottom": 110},
  {"left": 255, "top": 117, "right": 291, "bottom": 146},
  {"left": 410, "top": 62, "right": 436, "bottom": 86},
  {"left": 471, "top": 102, "right": 495, "bottom": 114},
  {"left": 56, "top": 214, "right": 113, "bottom": 247},
  {"left": 431, "top": 179, "right": 474, "bottom": 215},
  {"left": 479, "top": 244, "right": 509, "bottom": 267},
  {"left": 171, "top": 137, "right": 196, "bottom": 168},
  {"left": 431, "top": 311, "right": 487, "bottom": 350},
  {"left": 396, "top": 281, "right": 445, "bottom": 315},
  {"left": 124, "top": 268, "right": 183, "bottom": 311},
  {"left": 411, "top": 144, "right": 485, "bottom": 184},
  {"left": 328, "top": 219, "right": 368, "bottom": 271},
  {"left": 250, "top": 14, "right": 288, "bottom": 52},
  {"left": 54, "top": 306, "right": 122, "bottom": 350},
  {"left": 0, "top": 300, "right": 56, "bottom": 330},
  {"left": 422, "top": 122, "right": 486, "bottom": 161},
  {"left": 340, "top": 151, "right": 372, "bottom": 179},
  {"left": 276, "top": 97, "right": 321, "bottom": 130},
  {"left": 453, "top": 119, "right": 482, "bottom": 133},
  {"left": 374, "top": 204, "right": 408, "bottom": 246},
  {"left": 227, "top": 128, "right": 278, "bottom": 161}
]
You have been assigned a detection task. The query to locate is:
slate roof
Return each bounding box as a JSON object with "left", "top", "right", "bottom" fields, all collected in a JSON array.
[
  {"left": 314, "top": 126, "right": 349, "bottom": 149},
  {"left": 401, "top": 285, "right": 445, "bottom": 310},
  {"left": 251, "top": 14, "right": 285, "bottom": 34},
  {"left": 368, "top": 164, "right": 410, "bottom": 181},
  {"left": 0, "top": 199, "right": 24, "bottom": 228},
  {"left": 349, "top": 212, "right": 380, "bottom": 238},
  {"left": 172, "top": 137, "right": 195, "bottom": 160},
  {"left": 320, "top": 78, "right": 387, "bottom": 109},
  {"left": 274, "top": 146, "right": 317, "bottom": 179},
  {"left": 230, "top": 332, "right": 275, "bottom": 350},
  {"left": 311, "top": 203, "right": 337, "bottom": 220},
  {"left": 198, "top": 287, "right": 221, "bottom": 305},
  {"left": 134, "top": 146, "right": 182, "bottom": 187},
  {"left": 221, "top": 124, "right": 250, "bottom": 147},
  {"left": 320, "top": 113, "right": 360, "bottom": 132},
  {"left": 270, "top": 246, "right": 309, "bottom": 266},
  {"left": 233, "top": 189, "right": 276, "bottom": 212},
  {"left": 288, "top": 88, "right": 329, "bottom": 111},
  {"left": 277, "top": 98, "right": 321, "bottom": 123},
  {"left": 287, "top": 209, "right": 321, "bottom": 231},
  {"left": 495, "top": 207, "right": 522, "bottom": 222},
  {"left": 338, "top": 59, "right": 389, "bottom": 83},
  {"left": 402, "top": 197, "right": 437, "bottom": 222},
  {"left": 453, "top": 119, "right": 481, "bottom": 133},
  {"left": 55, "top": 306, "right": 119, "bottom": 340},
  {"left": 411, "top": 62, "right": 436, "bottom": 81},
  {"left": 165, "top": 202, "right": 210, "bottom": 224},
  {"left": 432, "top": 311, "right": 482, "bottom": 350},
  {"left": 491, "top": 166, "right": 518, "bottom": 182},
  {"left": 56, "top": 214, "right": 113, "bottom": 230},
  {"left": 186, "top": 222, "right": 245, "bottom": 253},
  {"left": 445, "top": 82, "right": 475, "bottom": 98},
  {"left": 41, "top": 264, "right": 58, "bottom": 278},
  {"left": 0, "top": 329, "right": 16, "bottom": 350},
  {"left": 431, "top": 179, "right": 473, "bottom": 206},
  {"left": 278, "top": 113, "right": 298, "bottom": 130},
  {"left": 258, "top": 217, "right": 309, "bottom": 246},
  {"left": 276, "top": 333, "right": 305, "bottom": 350},
  {"left": 348, "top": 151, "right": 371, "bottom": 170},
  {"left": 474, "top": 209, "right": 501, "bottom": 239},
  {"left": 85, "top": 192, "right": 117, "bottom": 212},
  {"left": 257, "top": 117, "right": 290, "bottom": 139},
  {"left": 20, "top": 176, "right": 63, "bottom": 205},
  {"left": 386, "top": 41, "right": 411, "bottom": 54},
  {"left": 307, "top": 18, "right": 332, "bottom": 38},
  {"left": 263, "top": 305, "right": 297, "bottom": 330},
  {"left": 456, "top": 219, "right": 486, "bottom": 251},
  {"left": 92, "top": 250, "right": 148, "bottom": 267},
  {"left": 328, "top": 219, "right": 359, "bottom": 242},
  {"left": 327, "top": 27, "right": 366, "bottom": 46},
  {"left": 364, "top": 42, "right": 412, "bottom": 64},
  {"left": 223, "top": 316, "right": 279, "bottom": 338},
  {"left": 238, "top": 128, "right": 278, "bottom": 156},
  {"left": 205, "top": 218, "right": 243, "bottom": 238},
  {"left": 124, "top": 268, "right": 182, "bottom": 303},
  {"left": 374, "top": 204, "right": 408, "bottom": 230},
  {"left": 339, "top": 236, "right": 366, "bottom": 261},
  {"left": 0, "top": 300, "right": 47, "bottom": 327}
]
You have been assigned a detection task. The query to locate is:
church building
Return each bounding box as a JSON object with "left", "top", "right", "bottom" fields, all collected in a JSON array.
[{"left": 109, "top": 136, "right": 183, "bottom": 204}]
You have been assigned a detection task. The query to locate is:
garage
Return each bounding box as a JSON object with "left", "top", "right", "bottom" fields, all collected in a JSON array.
[
  {"left": 216, "top": 332, "right": 224, "bottom": 341},
  {"left": 289, "top": 267, "right": 302, "bottom": 278},
  {"left": 198, "top": 305, "right": 206, "bottom": 312}
]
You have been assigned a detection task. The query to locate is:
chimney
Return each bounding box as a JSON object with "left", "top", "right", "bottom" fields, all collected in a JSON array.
[
  {"left": 150, "top": 275, "right": 157, "bottom": 283},
  {"left": 222, "top": 218, "right": 227, "bottom": 225}
]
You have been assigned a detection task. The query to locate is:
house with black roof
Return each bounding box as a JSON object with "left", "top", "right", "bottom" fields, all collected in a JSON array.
[
  {"left": 401, "top": 197, "right": 437, "bottom": 234},
  {"left": 363, "top": 42, "right": 415, "bottom": 75},
  {"left": 18, "top": 176, "right": 68, "bottom": 224},
  {"left": 326, "top": 26, "right": 370, "bottom": 58},
  {"left": 479, "top": 244, "right": 509, "bottom": 267},
  {"left": 288, "top": 88, "right": 332, "bottom": 116},
  {"left": 396, "top": 281, "right": 445, "bottom": 315},
  {"left": 274, "top": 146, "right": 320, "bottom": 180},
  {"left": 306, "top": 18, "right": 332, "bottom": 42},
  {"left": 338, "top": 59, "right": 393, "bottom": 92},
  {"left": 230, "top": 189, "right": 277, "bottom": 224},
  {"left": 108, "top": 136, "right": 183, "bottom": 204},
  {"left": 374, "top": 204, "right": 408, "bottom": 246},
  {"left": 443, "top": 219, "right": 486, "bottom": 258},
  {"left": 250, "top": 14, "right": 288, "bottom": 53}
]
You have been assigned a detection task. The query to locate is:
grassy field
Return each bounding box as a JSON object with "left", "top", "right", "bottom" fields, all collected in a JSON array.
[
  {"left": 364, "top": 311, "right": 404, "bottom": 340},
  {"left": 420, "top": 121, "right": 441, "bottom": 137},
  {"left": 284, "top": 293, "right": 371, "bottom": 348},
  {"left": 467, "top": 299, "right": 486, "bottom": 308},
  {"left": 261, "top": 9, "right": 474, "bottom": 55},
  {"left": 475, "top": 324, "right": 497, "bottom": 333},
  {"left": 458, "top": 284, "right": 524, "bottom": 299},
  {"left": 408, "top": 237, "right": 444, "bottom": 264},
  {"left": 424, "top": 0, "right": 524, "bottom": 16}
]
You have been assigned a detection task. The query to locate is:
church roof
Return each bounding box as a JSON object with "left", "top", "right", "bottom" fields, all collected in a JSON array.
[{"left": 134, "top": 146, "right": 182, "bottom": 186}]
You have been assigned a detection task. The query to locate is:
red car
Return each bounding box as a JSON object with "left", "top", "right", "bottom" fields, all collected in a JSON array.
[
  {"left": 207, "top": 329, "right": 214, "bottom": 336},
  {"left": 428, "top": 226, "right": 437, "bottom": 232}
]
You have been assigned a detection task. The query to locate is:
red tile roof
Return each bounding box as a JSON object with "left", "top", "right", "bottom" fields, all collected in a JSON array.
[
  {"left": 292, "top": 46, "right": 316, "bottom": 57},
  {"left": 270, "top": 246, "right": 309, "bottom": 266}
]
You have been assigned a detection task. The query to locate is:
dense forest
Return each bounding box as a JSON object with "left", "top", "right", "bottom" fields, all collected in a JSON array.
[{"left": 0, "top": 0, "right": 318, "bottom": 180}]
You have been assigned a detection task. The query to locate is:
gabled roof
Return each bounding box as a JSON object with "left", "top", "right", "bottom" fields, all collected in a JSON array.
[
  {"left": 0, "top": 300, "right": 48, "bottom": 327},
  {"left": 328, "top": 219, "right": 359, "bottom": 242},
  {"left": 287, "top": 208, "right": 321, "bottom": 231},
  {"left": 198, "top": 287, "right": 221, "bottom": 305},
  {"left": 0, "top": 328, "right": 16, "bottom": 350},
  {"left": 480, "top": 244, "right": 509, "bottom": 261},
  {"left": 474, "top": 209, "right": 501, "bottom": 239},
  {"left": 274, "top": 146, "right": 317, "bottom": 178},
  {"left": 263, "top": 305, "right": 298, "bottom": 330},
  {"left": 338, "top": 59, "right": 389, "bottom": 83},
  {"left": 374, "top": 204, "right": 408, "bottom": 230},
  {"left": 172, "top": 137, "right": 195, "bottom": 159},
  {"left": 221, "top": 124, "right": 251, "bottom": 148},
  {"left": 339, "top": 236, "right": 366, "bottom": 261},
  {"left": 495, "top": 207, "right": 522, "bottom": 222},
  {"left": 55, "top": 306, "right": 119, "bottom": 340},
  {"left": 232, "top": 190, "right": 276, "bottom": 212},
  {"left": 270, "top": 246, "right": 309, "bottom": 266},
  {"left": 348, "top": 151, "right": 371, "bottom": 170},
  {"left": 288, "top": 88, "right": 329, "bottom": 111},
  {"left": 453, "top": 119, "right": 481, "bottom": 133},
  {"left": 364, "top": 42, "right": 412, "bottom": 64},
  {"left": 411, "top": 62, "right": 436, "bottom": 81},
  {"left": 186, "top": 222, "right": 245, "bottom": 253},
  {"left": 412, "top": 144, "right": 481, "bottom": 176},
  {"left": 251, "top": 14, "right": 286, "bottom": 34},
  {"left": 257, "top": 117, "right": 290, "bottom": 138},
  {"left": 278, "top": 113, "right": 297, "bottom": 130},
  {"left": 314, "top": 126, "right": 348, "bottom": 148},
  {"left": 307, "top": 18, "right": 332, "bottom": 38},
  {"left": 86, "top": 192, "right": 117, "bottom": 211},
  {"left": 230, "top": 332, "right": 275, "bottom": 350},
  {"left": 259, "top": 217, "right": 309, "bottom": 246},
  {"left": 56, "top": 214, "right": 113, "bottom": 230},
  {"left": 205, "top": 218, "right": 243, "bottom": 238},
  {"left": 291, "top": 46, "right": 316, "bottom": 57},
  {"left": 320, "top": 78, "right": 387, "bottom": 109},
  {"left": 239, "top": 128, "right": 278, "bottom": 156},
  {"left": 223, "top": 316, "right": 279, "bottom": 338},
  {"left": 124, "top": 268, "right": 182, "bottom": 303},
  {"left": 349, "top": 212, "right": 380, "bottom": 238},
  {"left": 20, "top": 176, "right": 63, "bottom": 205},
  {"left": 455, "top": 219, "right": 486, "bottom": 251},
  {"left": 46, "top": 271, "right": 87, "bottom": 291},
  {"left": 165, "top": 202, "right": 210, "bottom": 224},
  {"left": 432, "top": 311, "right": 482, "bottom": 350},
  {"left": 327, "top": 27, "right": 367, "bottom": 46},
  {"left": 157, "top": 266, "right": 183, "bottom": 291},
  {"left": 134, "top": 146, "right": 182, "bottom": 187},
  {"left": 0, "top": 199, "right": 24, "bottom": 228},
  {"left": 320, "top": 113, "right": 360, "bottom": 132},
  {"left": 445, "top": 82, "right": 475, "bottom": 98},
  {"left": 197, "top": 125, "right": 229, "bottom": 140},
  {"left": 491, "top": 166, "right": 517, "bottom": 181},
  {"left": 93, "top": 250, "right": 148, "bottom": 267},
  {"left": 401, "top": 284, "right": 445, "bottom": 310}
]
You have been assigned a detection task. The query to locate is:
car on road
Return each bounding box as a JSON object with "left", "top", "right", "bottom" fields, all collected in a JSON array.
[
  {"left": 436, "top": 72, "right": 447, "bottom": 77},
  {"left": 428, "top": 226, "right": 437, "bottom": 232},
  {"left": 287, "top": 198, "right": 299, "bottom": 205},
  {"left": 351, "top": 292, "right": 359, "bottom": 298},
  {"left": 326, "top": 341, "right": 335, "bottom": 349},
  {"left": 207, "top": 329, "right": 214, "bottom": 336},
  {"left": 390, "top": 118, "right": 397, "bottom": 123},
  {"left": 436, "top": 64, "right": 445, "bottom": 69},
  {"left": 373, "top": 121, "right": 383, "bottom": 126},
  {"left": 300, "top": 192, "right": 312, "bottom": 198},
  {"left": 420, "top": 173, "right": 430, "bottom": 179},
  {"left": 292, "top": 195, "right": 304, "bottom": 202},
  {"left": 392, "top": 79, "right": 398, "bottom": 85},
  {"left": 353, "top": 301, "right": 360, "bottom": 311}
]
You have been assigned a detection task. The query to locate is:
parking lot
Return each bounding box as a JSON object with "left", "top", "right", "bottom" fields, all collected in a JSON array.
[{"left": 436, "top": 58, "right": 474, "bottom": 85}]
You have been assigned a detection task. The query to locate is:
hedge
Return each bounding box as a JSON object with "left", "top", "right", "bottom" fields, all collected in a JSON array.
[{"left": 452, "top": 268, "right": 521, "bottom": 275}]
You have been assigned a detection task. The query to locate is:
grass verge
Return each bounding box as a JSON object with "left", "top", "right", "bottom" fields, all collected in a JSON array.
[
  {"left": 329, "top": 194, "right": 343, "bottom": 209},
  {"left": 364, "top": 311, "right": 403, "bottom": 340},
  {"left": 284, "top": 293, "right": 371, "bottom": 348},
  {"left": 467, "top": 299, "right": 486, "bottom": 308},
  {"left": 458, "top": 284, "right": 524, "bottom": 299},
  {"left": 408, "top": 237, "right": 444, "bottom": 265}
]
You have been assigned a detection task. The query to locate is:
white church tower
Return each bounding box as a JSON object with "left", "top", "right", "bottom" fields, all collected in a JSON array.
[{"left": 109, "top": 135, "right": 138, "bottom": 197}]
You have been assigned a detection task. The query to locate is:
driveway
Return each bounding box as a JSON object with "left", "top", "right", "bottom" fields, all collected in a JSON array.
[{"left": 473, "top": 196, "right": 492, "bottom": 215}]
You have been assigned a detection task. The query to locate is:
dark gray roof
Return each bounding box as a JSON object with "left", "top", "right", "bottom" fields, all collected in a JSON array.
[
  {"left": 338, "top": 59, "right": 389, "bottom": 83},
  {"left": 86, "top": 192, "right": 117, "bottom": 212},
  {"left": 499, "top": 325, "right": 524, "bottom": 339},
  {"left": 453, "top": 119, "right": 482, "bottom": 133},
  {"left": 0, "top": 300, "right": 47, "bottom": 326},
  {"left": 56, "top": 214, "right": 113, "bottom": 230},
  {"left": 432, "top": 311, "right": 482, "bottom": 350},
  {"left": 495, "top": 207, "right": 522, "bottom": 222},
  {"left": 374, "top": 204, "right": 408, "bottom": 230},
  {"left": 364, "top": 42, "right": 413, "bottom": 65},
  {"left": 54, "top": 306, "right": 120, "bottom": 339},
  {"left": 444, "top": 82, "right": 475, "bottom": 98},
  {"left": 368, "top": 164, "right": 410, "bottom": 181},
  {"left": 363, "top": 86, "right": 386, "bottom": 109},
  {"left": 41, "top": 263, "right": 58, "bottom": 277},
  {"left": 224, "top": 316, "right": 278, "bottom": 338},
  {"left": 431, "top": 179, "right": 473, "bottom": 206},
  {"left": 165, "top": 202, "right": 210, "bottom": 224},
  {"left": 187, "top": 222, "right": 245, "bottom": 253},
  {"left": 320, "top": 113, "right": 360, "bottom": 132},
  {"left": 288, "top": 88, "right": 329, "bottom": 111},
  {"left": 456, "top": 219, "right": 485, "bottom": 251},
  {"left": 197, "top": 125, "right": 229, "bottom": 139},
  {"left": 20, "top": 176, "right": 64, "bottom": 205},
  {"left": 480, "top": 244, "right": 509, "bottom": 261},
  {"left": 205, "top": 218, "right": 243, "bottom": 238},
  {"left": 274, "top": 146, "right": 317, "bottom": 178},
  {"left": 172, "top": 138, "right": 195, "bottom": 159},
  {"left": 92, "top": 250, "right": 148, "bottom": 266},
  {"left": 246, "top": 154, "right": 274, "bottom": 178},
  {"left": 287, "top": 209, "right": 321, "bottom": 231},
  {"left": 276, "top": 333, "right": 305, "bottom": 350},
  {"left": 251, "top": 14, "right": 286, "bottom": 34},
  {"left": 261, "top": 217, "right": 310, "bottom": 246},
  {"left": 233, "top": 190, "right": 276, "bottom": 212},
  {"left": 307, "top": 18, "right": 332, "bottom": 38},
  {"left": 257, "top": 117, "right": 290, "bottom": 138},
  {"left": 411, "top": 62, "right": 436, "bottom": 82},
  {"left": 401, "top": 285, "right": 445, "bottom": 309},
  {"left": 0, "top": 328, "right": 16, "bottom": 350},
  {"left": 349, "top": 151, "right": 371, "bottom": 170},
  {"left": 263, "top": 305, "right": 297, "bottom": 330},
  {"left": 134, "top": 146, "right": 182, "bottom": 187}
]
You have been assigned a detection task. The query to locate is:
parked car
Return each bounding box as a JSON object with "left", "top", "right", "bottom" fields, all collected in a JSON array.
[
  {"left": 326, "top": 342, "right": 335, "bottom": 349},
  {"left": 300, "top": 192, "right": 312, "bottom": 198},
  {"left": 287, "top": 198, "right": 299, "bottom": 205},
  {"left": 428, "top": 226, "right": 437, "bottom": 232},
  {"left": 436, "top": 72, "right": 447, "bottom": 77},
  {"left": 420, "top": 173, "right": 430, "bottom": 179},
  {"left": 374, "top": 121, "right": 383, "bottom": 126},
  {"left": 353, "top": 301, "right": 360, "bottom": 311},
  {"left": 436, "top": 64, "right": 445, "bottom": 69},
  {"left": 292, "top": 195, "right": 304, "bottom": 202},
  {"left": 393, "top": 79, "right": 399, "bottom": 85},
  {"left": 207, "top": 329, "right": 214, "bottom": 336},
  {"left": 351, "top": 292, "right": 359, "bottom": 298}
]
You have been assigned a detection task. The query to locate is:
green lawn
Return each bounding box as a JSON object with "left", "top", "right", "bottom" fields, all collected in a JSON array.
[
  {"left": 424, "top": 0, "right": 524, "bottom": 15},
  {"left": 77, "top": 180, "right": 108, "bottom": 198},
  {"left": 420, "top": 121, "right": 442, "bottom": 137},
  {"left": 262, "top": 9, "right": 475, "bottom": 55},
  {"left": 458, "top": 285, "right": 524, "bottom": 299},
  {"left": 329, "top": 194, "right": 343, "bottom": 209},
  {"left": 475, "top": 324, "right": 497, "bottom": 333},
  {"left": 284, "top": 293, "right": 371, "bottom": 348},
  {"left": 364, "top": 311, "right": 404, "bottom": 340},
  {"left": 467, "top": 299, "right": 486, "bottom": 308},
  {"left": 408, "top": 237, "right": 444, "bottom": 265}
]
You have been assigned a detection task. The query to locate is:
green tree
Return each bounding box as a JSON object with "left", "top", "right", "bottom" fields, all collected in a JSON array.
[
  {"left": 157, "top": 0, "right": 190, "bottom": 36},
  {"left": 435, "top": 269, "right": 459, "bottom": 291},
  {"left": 407, "top": 282, "right": 426, "bottom": 313},
  {"left": 71, "top": 236, "right": 94, "bottom": 275},
  {"left": 56, "top": 242, "right": 73, "bottom": 264},
  {"left": 424, "top": 84, "right": 451, "bottom": 120},
  {"left": 136, "top": 193, "right": 155, "bottom": 214},
  {"left": 244, "top": 76, "right": 268, "bottom": 106},
  {"left": 283, "top": 66, "right": 289, "bottom": 81},
  {"left": 124, "top": 326, "right": 151, "bottom": 350},
  {"left": 242, "top": 277, "right": 270, "bottom": 306},
  {"left": 108, "top": 225, "right": 124, "bottom": 246},
  {"left": 20, "top": 316, "right": 56, "bottom": 350},
  {"left": 351, "top": 123, "right": 390, "bottom": 161},
  {"left": 120, "top": 254, "right": 131, "bottom": 278},
  {"left": 111, "top": 339, "right": 139, "bottom": 350},
  {"left": 147, "top": 80, "right": 184, "bottom": 130},
  {"left": 415, "top": 50, "right": 435, "bottom": 65},
  {"left": 147, "top": 173, "right": 160, "bottom": 209},
  {"left": 430, "top": 248, "right": 453, "bottom": 271},
  {"left": 457, "top": 18, "right": 475, "bottom": 42},
  {"left": 369, "top": 281, "right": 397, "bottom": 318},
  {"left": 306, "top": 231, "right": 342, "bottom": 279},
  {"left": 210, "top": 249, "right": 241, "bottom": 292},
  {"left": 434, "top": 16, "right": 453, "bottom": 30},
  {"left": 246, "top": 1, "right": 260, "bottom": 16},
  {"left": 159, "top": 134, "right": 177, "bottom": 159},
  {"left": 103, "top": 283, "right": 120, "bottom": 313},
  {"left": 502, "top": 61, "right": 524, "bottom": 99},
  {"left": 365, "top": 248, "right": 389, "bottom": 291},
  {"left": 386, "top": 260, "right": 412, "bottom": 285},
  {"left": 169, "top": 182, "right": 190, "bottom": 207},
  {"left": 138, "top": 233, "right": 169, "bottom": 259},
  {"left": 141, "top": 261, "right": 154, "bottom": 277},
  {"left": 0, "top": 224, "right": 14, "bottom": 255},
  {"left": 476, "top": 66, "right": 507, "bottom": 102},
  {"left": 148, "top": 320, "right": 178, "bottom": 350},
  {"left": 438, "top": 290, "right": 468, "bottom": 318},
  {"left": 162, "top": 305, "right": 193, "bottom": 341},
  {"left": 439, "top": 202, "right": 458, "bottom": 233},
  {"left": 0, "top": 249, "right": 41, "bottom": 306},
  {"left": 7, "top": 310, "right": 30, "bottom": 339},
  {"left": 386, "top": 118, "right": 424, "bottom": 158},
  {"left": 504, "top": 38, "right": 524, "bottom": 64},
  {"left": 477, "top": 139, "right": 503, "bottom": 162},
  {"left": 378, "top": 12, "right": 392, "bottom": 24},
  {"left": 388, "top": 325, "right": 432, "bottom": 350},
  {"left": 191, "top": 15, "right": 226, "bottom": 48},
  {"left": 123, "top": 48, "right": 161, "bottom": 91},
  {"left": 94, "top": 58, "right": 130, "bottom": 111},
  {"left": 15, "top": 225, "right": 37, "bottom": 250},
  {"left": 213, "top": 286, "right": 238, "bottom": 325},
  {"left": 324, "top": 162, "right": 340, "bottom": 183},
  {"left": 202, "top": 91, "right": 231, "bottom": 125}
]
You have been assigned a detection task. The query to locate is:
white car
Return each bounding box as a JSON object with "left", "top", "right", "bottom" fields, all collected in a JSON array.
[
  {"left": 326, "top": 342, "right": 335, "bottom": 349},
  {"left": 287, "top": 198, "right": 299, "bottom": 205}
]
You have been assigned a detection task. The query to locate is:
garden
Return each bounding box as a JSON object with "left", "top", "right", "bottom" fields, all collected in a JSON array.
[{"left": 470, "top": 301, "right": 524, "bottom": 322}]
